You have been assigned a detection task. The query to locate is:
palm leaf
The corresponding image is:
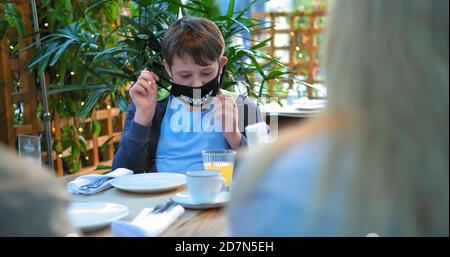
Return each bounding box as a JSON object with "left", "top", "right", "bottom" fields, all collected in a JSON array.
[
  {"left": 48, "top": 84, "right": 105, "bottom": 95},
  {"left": 94, "top": 68, "right": 131, "bottom": 79},
  {"left": 95, "top": 165, "right": 112, "bottom": 170},
  {"left": 99, "top": 135, "right": 115, "bottom": 153},
  {"left": 76, "top": 88, "right": 109, "bottom": 119},
  {"left": 49, "top": 39, "right": 75, "bottom": 66},
  {"left": 114, "top": 92, "right": 130, "bottom": 112},
  {"left": 227, "top": 0, "right": 235, "bottom": 17},
  {"left": 27, "top": 42, "right": 59, "bottom": 68}
]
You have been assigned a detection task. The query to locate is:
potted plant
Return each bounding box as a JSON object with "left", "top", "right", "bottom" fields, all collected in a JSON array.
[{"left": 23, "top": 0, "right": 291, "bottom": 173}]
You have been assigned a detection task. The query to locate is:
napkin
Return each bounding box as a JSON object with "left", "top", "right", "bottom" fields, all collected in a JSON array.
[
  {"left": 111, "top": 205, "right": 185, "bottom": 237},
  {"left": 67, "top": 168, "right": 133, "bottom": 195},
  {"left": 245, "top": 122, "right": 273, "bottom": 151}
]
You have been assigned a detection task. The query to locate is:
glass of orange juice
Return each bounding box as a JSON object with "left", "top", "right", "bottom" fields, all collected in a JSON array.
[{"left": 202, "top": 149, "right": 236, "bottom": 189}]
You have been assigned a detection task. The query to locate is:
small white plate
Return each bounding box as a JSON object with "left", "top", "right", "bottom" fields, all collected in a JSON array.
[
  {"left": 67, "top": 202, "right": 129, "bottom": 231},
  {"left": 110, "top": 173, "right": 186, "bottom": 193},
  {"left": 171, "top": 191, "right": 230, "bottom": 210}
]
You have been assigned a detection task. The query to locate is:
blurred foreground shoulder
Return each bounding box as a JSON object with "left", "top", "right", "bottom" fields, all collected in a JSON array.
[{"left": 0, "top": 145, "right": 76, "bottom": 236}]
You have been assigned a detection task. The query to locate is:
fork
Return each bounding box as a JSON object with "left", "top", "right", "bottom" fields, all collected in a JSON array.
[
  {"left": 132, "top": 200, "right": 180, "bottom": 222},
  {"left": 151, "top": 200, "right": 178, "bottom": 214},
  {"left": 79, "top": 177, "right": 112, "bottom": 190}
]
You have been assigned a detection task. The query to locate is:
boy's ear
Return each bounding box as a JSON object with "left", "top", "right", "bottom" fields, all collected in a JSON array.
[
  {"left": 219, "top": 56, "right": 228, "bottom": 69},
  {"left": 163, "top": 60, "right": 172, "bottom": 78}
]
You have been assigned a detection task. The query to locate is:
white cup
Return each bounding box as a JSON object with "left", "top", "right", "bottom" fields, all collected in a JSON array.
[{"left": 186, "top": 170, "right": 226, "bottom": 204}]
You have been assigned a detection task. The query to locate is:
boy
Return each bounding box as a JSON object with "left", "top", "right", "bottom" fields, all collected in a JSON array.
[{"left": 112, "top": 16, "right": 263, "bottom": 173}]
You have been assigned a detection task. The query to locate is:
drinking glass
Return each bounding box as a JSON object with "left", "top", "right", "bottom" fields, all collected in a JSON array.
[
  {"left": 202, "top": 149, "right": 236, "bottom": 189},
  {"left": 18, "top": 134, "right": 42, "bottom": 166}
]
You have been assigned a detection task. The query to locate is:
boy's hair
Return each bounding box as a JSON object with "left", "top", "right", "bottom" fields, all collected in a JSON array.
[{"left": 162, "top": 16, "right": 225, "bottom": 67}]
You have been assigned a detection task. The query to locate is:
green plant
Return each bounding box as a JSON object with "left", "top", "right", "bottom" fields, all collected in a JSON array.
[
  {"left": 27, "top": 0, "right": 290, "bottom": 115},
  {"left": 13, "top": 0, "right": 127, "bottom": 174},
  {"left": 23, "top": 0, "right": 293, "bottom": 173},
  {"left": 0, "top": 2, "right": 25, "bottom": 40},
  {"left": 2, "top": 2, "right": 26, "bottom": 128}
]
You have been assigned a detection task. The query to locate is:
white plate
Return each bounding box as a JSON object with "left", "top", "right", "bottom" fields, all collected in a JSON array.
[
  {"left": 110, "top": 173, "right": 186, "bottom": 193},
  {"left": 67, "top": 202, "right": 129, "bottom": 231},
  {"left": 171, "top": 191, "right": 230, "bottom": 210}
]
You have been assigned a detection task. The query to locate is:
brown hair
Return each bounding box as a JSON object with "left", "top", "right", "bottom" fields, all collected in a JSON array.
[{"left": 162, "top": 16, "right": 225, "bottom": 67}]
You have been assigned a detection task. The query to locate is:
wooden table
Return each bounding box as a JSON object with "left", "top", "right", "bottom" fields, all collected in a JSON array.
[{"left": 70, "top": 185, "right": 229, "bottom": 237}]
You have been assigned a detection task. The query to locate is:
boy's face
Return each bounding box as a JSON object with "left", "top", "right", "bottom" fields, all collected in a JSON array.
[{"left": 164, "top": 55, "right": 227, "bottom": 87}]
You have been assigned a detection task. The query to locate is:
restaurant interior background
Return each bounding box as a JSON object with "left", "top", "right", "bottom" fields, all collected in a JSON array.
[{"left": 0, "top": 0, "right": 330, "bottom": 176}]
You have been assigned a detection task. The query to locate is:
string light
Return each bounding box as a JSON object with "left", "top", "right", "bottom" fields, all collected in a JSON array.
[
  {"left": 78, "top": 127, "right": 83, "bottom": 133},
  {"left": 44, "top": 22, "right": 48, "bottom": 27},
  {"left": 52, "top": 127, "right": 56, "bottom": 132},
  {"left": 295, "top": 46, "right": 300, "bottom": 51},
  {"left": 106, "top": 105, "right": 111, "bottom": 109},
  {"left": 56, "top": 73, "right": 59, "bottom": 77},
  {"left": 91, "top": 34, "right": 95, "bottom": 38},
  {"left": 80, "top": 101, "right": 85, "bottom": 106},
  {"left": 58, "top": 154, "right": 63, "bottom": 158},
  {"left": 85, "top": 156, "right": 90, "bottom": 160},
  {"left": 70, "top": 71, "right": 75, "bottom": 76}
]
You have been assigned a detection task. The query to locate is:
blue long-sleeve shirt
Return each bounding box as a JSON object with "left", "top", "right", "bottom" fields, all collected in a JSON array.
[
  {"left": 112, "top": 103, "right": 153, "bottom": 173},
  {"left": 113, "top": 93, "right": 260, "bottom": 173}
]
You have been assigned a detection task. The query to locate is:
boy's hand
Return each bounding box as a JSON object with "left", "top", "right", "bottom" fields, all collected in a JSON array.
[
  {"left": 213, "top": 94, "right": 242, "bottom": 149},
  {"left": 129, "top": 70, "right": 159, "bottom": 126}
]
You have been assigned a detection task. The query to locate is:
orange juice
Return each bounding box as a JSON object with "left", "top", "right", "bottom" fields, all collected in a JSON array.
[{"left": 204, "top": 162, "right": 234, "bottom": 187}]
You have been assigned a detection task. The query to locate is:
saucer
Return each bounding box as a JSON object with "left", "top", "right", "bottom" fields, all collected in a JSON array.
[{"left": 171, "top": 191, "right": 230, "bottom": 210}]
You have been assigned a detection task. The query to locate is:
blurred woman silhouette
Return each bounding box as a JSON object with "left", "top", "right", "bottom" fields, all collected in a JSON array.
[
  {"left": 0, "top": 144, "right": 75, "bottom": 236},
  {"left": 229, "top": 0, "right": 449, "bottom": 236}
]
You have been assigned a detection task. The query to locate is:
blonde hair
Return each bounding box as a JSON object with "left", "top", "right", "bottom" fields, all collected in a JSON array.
[{"left": 232, "top": 0, "right": 449, "bottom": 236}]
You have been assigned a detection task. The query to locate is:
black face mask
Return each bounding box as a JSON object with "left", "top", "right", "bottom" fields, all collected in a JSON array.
[{"left": 170, "top": 66, "right": 225, "bottom": 106}]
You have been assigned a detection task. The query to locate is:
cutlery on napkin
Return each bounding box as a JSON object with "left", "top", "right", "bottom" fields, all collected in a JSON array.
[
  {"left": 111, "top": 201, "right": 184, "bottom": 237},
  {"left": 67, "top": 168, "right": 133, "bottom": 195}
]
